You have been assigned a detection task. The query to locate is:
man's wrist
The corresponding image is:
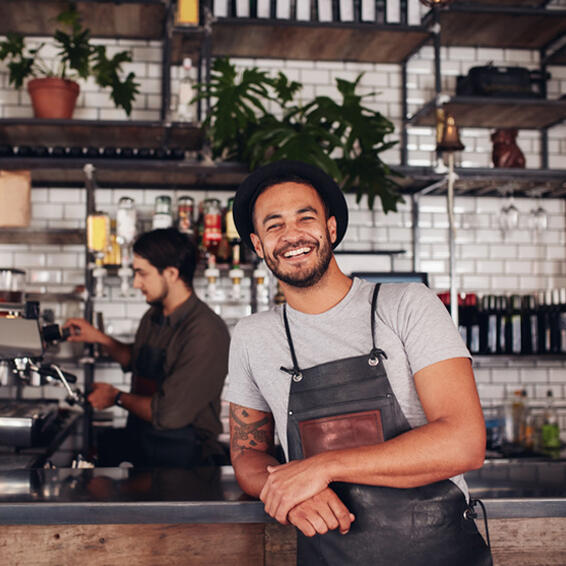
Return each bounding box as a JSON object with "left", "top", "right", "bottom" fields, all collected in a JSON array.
[{"left": 114, "top": 390, "right": 124, "bottom": 407}]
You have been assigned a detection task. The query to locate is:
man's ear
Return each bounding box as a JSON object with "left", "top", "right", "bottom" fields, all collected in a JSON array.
[
  {"left": 163, "top": 266, "right": 180, "bottom": 282},
  {"left": 250, "top": 233, "right": 264, "bottom": 259},
  {"left": 327, "top": 216, "right": 337, "bottom": 244}
]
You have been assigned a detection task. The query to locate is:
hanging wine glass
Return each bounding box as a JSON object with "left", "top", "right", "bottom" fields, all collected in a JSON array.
[
  {"left": 528, "top": 189, "right": 548, "bottom": 235},
  {"left": 499, "top": 186, "right": 519, "bottom": 234}
]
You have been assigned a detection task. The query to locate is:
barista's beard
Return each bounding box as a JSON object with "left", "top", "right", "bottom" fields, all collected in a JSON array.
[
  {"left": 262, "top": 229, "right": 333, "bottom": 289},
  {"left": 146, "top": 279, "right": 169, "bottom": 307}
]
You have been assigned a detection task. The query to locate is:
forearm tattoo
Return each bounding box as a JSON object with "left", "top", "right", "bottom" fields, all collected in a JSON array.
[{"left": 230, "top": 404, "right": 275, "bottom": 458}]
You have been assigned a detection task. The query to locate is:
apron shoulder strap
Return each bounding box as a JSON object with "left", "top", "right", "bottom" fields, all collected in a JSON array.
[{"left": 370, "top": 284, "right": 388, "bottom": 364}]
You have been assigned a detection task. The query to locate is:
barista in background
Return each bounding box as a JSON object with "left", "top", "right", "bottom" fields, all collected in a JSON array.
[{"left": 64, "top": 228, "right": 230, "bottom": 468}]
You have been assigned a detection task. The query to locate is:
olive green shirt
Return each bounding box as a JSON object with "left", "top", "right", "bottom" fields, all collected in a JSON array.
[{"left": 128, "top": 292, "right": 230, "bottom": 452}]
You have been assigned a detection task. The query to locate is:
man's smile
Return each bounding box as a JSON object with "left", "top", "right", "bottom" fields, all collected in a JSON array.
[{"left": 282, "top": 246, "right": 313, "bottom": 259}]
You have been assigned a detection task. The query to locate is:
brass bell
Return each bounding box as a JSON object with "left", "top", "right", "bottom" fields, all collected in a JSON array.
[{"left": 436, "top": 113, "right": 465, "bottom": 153}]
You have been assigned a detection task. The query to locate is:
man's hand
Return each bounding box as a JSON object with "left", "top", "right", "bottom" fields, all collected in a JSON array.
[
  {"left": 88, "top": 382, "right": 118, "bottom": 410},
  {"left": 260, "top": 457, "right": 331, "bottom": 524},
  {"left": 63, "top": 318, "right": 105, "bottom": 344},
  {"left": 287, "top": 488, "right": 355, "bottom": 537}
]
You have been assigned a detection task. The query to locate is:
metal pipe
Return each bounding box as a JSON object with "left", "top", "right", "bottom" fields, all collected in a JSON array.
[
  {"left": 446, "top": 152, "right": 458, "bottom": 327},
  {"left": 411, "top": 193, "right": 421, "bottom": 273}
]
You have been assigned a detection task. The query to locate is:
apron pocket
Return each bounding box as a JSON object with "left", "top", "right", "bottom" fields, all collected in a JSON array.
[{"left": 299, "top": 409, "right": 384, "bottom": 458}]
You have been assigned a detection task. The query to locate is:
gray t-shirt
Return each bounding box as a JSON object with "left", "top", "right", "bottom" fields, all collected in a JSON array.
[{"left": 225, "top": 277, "right": 472, "bottom": 496}]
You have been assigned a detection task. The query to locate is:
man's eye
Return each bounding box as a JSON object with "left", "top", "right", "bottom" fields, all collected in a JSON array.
[{"left": 266, "top": 223, "right": 281, "bottom": 231}]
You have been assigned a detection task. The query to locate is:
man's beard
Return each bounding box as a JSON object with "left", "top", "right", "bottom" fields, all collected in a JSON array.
[
  {"left": 262, "top": 231, "right": 333, "bottom": 289},
  {"left": 146, "top": 279, "right": 169, "bottom": 306}
]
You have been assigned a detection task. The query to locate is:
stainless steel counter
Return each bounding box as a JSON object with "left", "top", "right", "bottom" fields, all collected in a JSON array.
[{"left": 0, "top": 460, "right": 565, "bottom": 525}]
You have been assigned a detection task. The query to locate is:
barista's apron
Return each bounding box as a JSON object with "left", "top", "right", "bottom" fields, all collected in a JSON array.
[
  {"left": 130, "top": 344, "right": 203, "bottom": 468},
  {"left": 284, "top": 284, "right": 492, "bottom": 566}
]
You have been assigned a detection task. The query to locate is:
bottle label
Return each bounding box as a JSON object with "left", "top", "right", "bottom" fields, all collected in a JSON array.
[
  {"left": 560, "top": 313, "right": 566, "bottom": 353},
  {"left": 488, "top": 314, "right": 497, "bottom": 353},
  {"left": 511, "top": 314, "right": 521, "bottom": 354},
  {"left": 152, "top": 213, "right": 173, "bottom": 230},
  {"left": 203, "top": 213, "right": 222, "bottom": 244},
  {"left": 470, "top": 325, "right": 480, "bottom": 354},
  {"left": 530, "top": 314, "right": 538, "bottom": 354}
]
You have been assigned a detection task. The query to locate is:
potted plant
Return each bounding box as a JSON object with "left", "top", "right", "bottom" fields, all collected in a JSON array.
[
  {"left": 195, "top": 58, "right": 403, "bottom": 211},
  {"left": 0, "top": 3, "right": 139, "bottom": 118}
]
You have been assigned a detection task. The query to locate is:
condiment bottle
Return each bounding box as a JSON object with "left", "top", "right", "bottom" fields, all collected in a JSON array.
[
  {"left": 202, "top": 198, "right": 222, "bottom": 257},
  {"left": 177, "top": 195, "right": 195, "bottom": 236},
  {"left": 542, "top": 390, "right": 561, "bottom": 454}
]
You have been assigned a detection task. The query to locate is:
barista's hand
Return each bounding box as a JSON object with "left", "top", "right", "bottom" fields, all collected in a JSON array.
[
  {"left": 88, "top": 382, "right": 119, "bottom": 410},
  {"left": 63, "top": 318, "right": 106, "bottom": 344},
  {"left": 260, "top": 457, "right": 332, "bottom": 524},
  {"left": 287, "top": 488, "right": 355, "bottom": 537}
]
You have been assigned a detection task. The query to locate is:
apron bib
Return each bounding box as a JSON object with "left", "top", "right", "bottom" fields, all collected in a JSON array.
[{"left": 283, "top": 284, "right": 492, "bottom": 566}]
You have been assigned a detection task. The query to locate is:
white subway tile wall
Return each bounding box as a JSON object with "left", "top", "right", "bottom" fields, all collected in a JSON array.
[{"left": 1, "top": 13, "right": 566, "bottom": 458}]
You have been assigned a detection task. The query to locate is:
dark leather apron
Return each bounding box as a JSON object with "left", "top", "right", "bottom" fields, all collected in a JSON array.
[{"left": 283, "top": 284, "right": 492, "bottom": 566}]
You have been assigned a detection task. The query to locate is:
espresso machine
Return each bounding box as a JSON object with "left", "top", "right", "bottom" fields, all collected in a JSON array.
[{"left": 0, "top": 303, "right": 84, "bottom": 449}]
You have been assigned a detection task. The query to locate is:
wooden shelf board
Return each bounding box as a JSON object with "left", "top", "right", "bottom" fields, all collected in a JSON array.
[
  {"left": 428, "top": 6, "right": 566, "bottom": 49},
  {"left": 0, "top": 158, "right": 248, "bottom": 188},
  {"left": 0, "top": 0, "right": 166, "bottom": 40},
  {"left": 0, "top": 229, "right": 85, "bottom": 245},
  {"left": 409, "top": 96, "right": 566, "bottom": 129},
  {"left": 455, "top": 0, "right": 549, "bottom": 6},
  {"left": 172, "top": 20, "right": 431, "bottom": 64},
  {"left": 0, "top": 119, "right": 203, "bottom": 150}
]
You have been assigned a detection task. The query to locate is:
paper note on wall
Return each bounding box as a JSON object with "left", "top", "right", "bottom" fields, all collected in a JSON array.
[{"left": 0, "top": 170, "right": 31, "bottom": 227}]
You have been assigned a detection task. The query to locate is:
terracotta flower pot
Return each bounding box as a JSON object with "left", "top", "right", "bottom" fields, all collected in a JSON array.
[{"left": 27, "top": 77, "right": 80, "bottom": 119}]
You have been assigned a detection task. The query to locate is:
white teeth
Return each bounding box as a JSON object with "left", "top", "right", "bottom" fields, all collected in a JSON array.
[{"left": 284, "top": 247, "right": 311, "bottom": 258}]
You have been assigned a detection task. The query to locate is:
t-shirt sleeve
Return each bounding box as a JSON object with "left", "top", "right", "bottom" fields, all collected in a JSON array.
[
  {"left": 388, "top": 283, "right": 470, "bottom": 375},
  {"left": 224, "top": 319, "right": 272, "bottom": 412}
]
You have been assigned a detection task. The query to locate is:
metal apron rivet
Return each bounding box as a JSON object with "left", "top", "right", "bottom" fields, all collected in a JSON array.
[
  {"left": 292, "top": 372, "right": 303, "bottom": 382},
  {"left": 368, "top": 356, "right": 379, "bottom": 367}
]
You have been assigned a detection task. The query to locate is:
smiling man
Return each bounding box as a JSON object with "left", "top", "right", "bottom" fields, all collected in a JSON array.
[
  {"left": 225, "top": 160, "right": 492, "bottom": 566},
  {"left": 65, "top": 228, "right": 230, "bottom": 468}
]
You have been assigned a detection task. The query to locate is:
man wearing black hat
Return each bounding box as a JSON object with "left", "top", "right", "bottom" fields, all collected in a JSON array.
[{"left": 226, "top": 160, "right": 492, "bottom": 565}]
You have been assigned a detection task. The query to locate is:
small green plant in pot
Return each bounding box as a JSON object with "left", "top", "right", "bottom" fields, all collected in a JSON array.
[
  {"left": 0, "top": 2, "right": 139, "bottom": 118},
  {"left": 195, "top": 57, "right": 403, "bottom": 212}
]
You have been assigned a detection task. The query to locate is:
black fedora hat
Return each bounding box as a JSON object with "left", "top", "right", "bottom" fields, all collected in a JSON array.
[{"left": 233, "top": 160, "right": 348, "bottom": 250}]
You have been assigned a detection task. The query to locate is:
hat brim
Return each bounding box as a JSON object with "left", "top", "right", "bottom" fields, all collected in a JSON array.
[{"left": 233, "top": 160, "right": 348, "bottom": 251}]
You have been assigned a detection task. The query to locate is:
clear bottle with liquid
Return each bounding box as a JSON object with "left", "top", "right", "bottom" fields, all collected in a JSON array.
[
  {"left": 541, "top": 390, "right": 561, "bottom": 454},
  {"left": 176, "top": 58, "right": 196, "bottom": 123}
]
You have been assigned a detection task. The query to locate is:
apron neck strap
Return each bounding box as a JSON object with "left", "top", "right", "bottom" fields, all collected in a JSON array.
[
  {"left": 370, "top": 284, "right": 381, "bottom": 351},
  {"left": 282, "top": 304, "right": 302, "bottom": 381},
  {"left": 281, "top": 283, "right": 385, "bottom": 379}
]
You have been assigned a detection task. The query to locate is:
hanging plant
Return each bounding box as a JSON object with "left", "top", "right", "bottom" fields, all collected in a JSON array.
[{"left": 196, "top": 57, "right": 403, "bottom": 211}]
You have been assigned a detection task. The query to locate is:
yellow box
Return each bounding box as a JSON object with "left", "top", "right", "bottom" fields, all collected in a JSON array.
[{"left": 176, "top": 0, "right": 199, "bottom": 25}]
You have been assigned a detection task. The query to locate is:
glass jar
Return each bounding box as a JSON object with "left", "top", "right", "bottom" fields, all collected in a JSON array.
[
  {"left": 116, "top": 197, "right": 137, "bottom": 245},
  {"left": 152, "top": 195, "right": 173, "bottom": 230}
]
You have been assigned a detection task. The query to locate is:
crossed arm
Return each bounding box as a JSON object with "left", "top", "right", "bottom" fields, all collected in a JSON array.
[
  {"left": 229, "top": 357, "right": 486, "bottom": 536},
  {"left": 229, "top": 404, "right": 355, "bottom": 536}
]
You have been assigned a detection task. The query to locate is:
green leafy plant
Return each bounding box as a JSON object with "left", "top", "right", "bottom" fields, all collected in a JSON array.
[
  {"left": 196, "top": 57, "right": 403, "bottom": 211},
  {"left": 0, "top": 3, "right": 139, "bottom": 115}
]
